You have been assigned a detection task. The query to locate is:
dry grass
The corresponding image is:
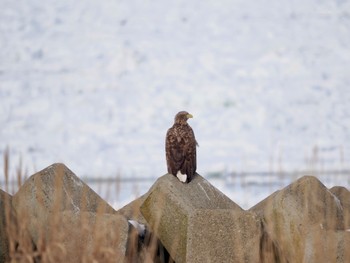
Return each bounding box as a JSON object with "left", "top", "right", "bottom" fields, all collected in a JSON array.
[
  {"left": 1, "top": 150, "right": 173, "bottom": 263},
  {"left": 2, "top": 147, "right": 349, "bottom": 263}
]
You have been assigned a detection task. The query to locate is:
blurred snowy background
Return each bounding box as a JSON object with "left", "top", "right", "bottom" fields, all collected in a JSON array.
[{"left": 1, "top": 0, "right": 350, "bottom": 209}]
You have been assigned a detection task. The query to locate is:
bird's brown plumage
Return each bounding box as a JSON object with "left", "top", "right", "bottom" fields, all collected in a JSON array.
[{"left": 165, "top": 111, "right": 197, "bottom": 183}]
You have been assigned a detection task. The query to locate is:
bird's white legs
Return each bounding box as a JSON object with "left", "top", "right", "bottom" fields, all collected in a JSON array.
[{"left": 176, "top": 171, "right": 187, "bottom": 183}]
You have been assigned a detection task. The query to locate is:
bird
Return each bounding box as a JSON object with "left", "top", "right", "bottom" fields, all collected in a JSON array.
[{"left": 165, "top": 111, "right": 198, "bottom": 183}]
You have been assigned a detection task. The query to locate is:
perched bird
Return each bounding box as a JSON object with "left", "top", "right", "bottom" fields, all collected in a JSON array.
[{"left": 165, "top": 111, "right": 198, "bottom": 183}]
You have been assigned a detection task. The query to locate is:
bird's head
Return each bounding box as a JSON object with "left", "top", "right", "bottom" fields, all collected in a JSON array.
[{"left": 174, "top": 111, "right": 193, "bottom": 124}]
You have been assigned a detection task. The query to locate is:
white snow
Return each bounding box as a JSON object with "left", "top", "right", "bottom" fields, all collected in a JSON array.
[{"left": 1, "top": 0, "right": 350, "bottom": 209}]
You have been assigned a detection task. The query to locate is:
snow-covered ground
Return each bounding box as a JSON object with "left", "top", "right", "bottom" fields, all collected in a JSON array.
[{"left": 1, "top": 0, "right": 350, "bottom": 209}]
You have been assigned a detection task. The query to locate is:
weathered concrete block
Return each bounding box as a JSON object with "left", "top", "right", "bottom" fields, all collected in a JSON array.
[
  {"left": 118, "top": 195, "right": 176, "bottom": 263},
  {"left": 117, "top": 194, "right": 151, "bottom": 263},
  {"left": 42, "top": 211, "right": 128, "bottom": 263},
  {"left": 12, "top": 163, "right": 117, "bottom": 243},
  {"left": 117, "top": 194, "right": 148, "bottom": 225},
  {"left": 0, "top": 190, "right": 13, "bottom": 263},
  {"left": 187, "top": 209, "right": 261, "bottom": 263},
  {"left": 0, "top": 190, "right": 33, "bottom": 263},
  {"left": 250, "top": 176, "right": 345, "bottom": 262},
  {"left": 330, "top": 186, "right": 350, "bottom": 229},
  {"left": 141, "top": 173, "right": 254, "bottom": 263},
  {"left": 303, "top": 225, "right": 350, "bottom": 263}
]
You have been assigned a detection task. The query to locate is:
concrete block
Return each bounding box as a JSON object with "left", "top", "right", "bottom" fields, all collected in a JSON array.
[
  {"left": 0, "top": 190, "right": 13, "bottom": 262},
  {"left": 187, "top": 209, "right": 261, "bottom": 263},
  {"left": 43, "top": 211, "right": 129, "bottom": 263},
  {"left": 250, "top": 176, "right": 345, "bottom": 262},
  {"left": 330, "top": 186, "right": 350, "bottom": 229},
  {"left": 141, "top": 173, "right": 256, "bottom": 263},
  {"left": 117, "top": 194, "right": 147, "bottom": 225},
  {"left": 303, "top": 225, "right": 350, "bottom": 263},
  {"left": 12, "top": 163, "right": 117, "bottom": 243}
]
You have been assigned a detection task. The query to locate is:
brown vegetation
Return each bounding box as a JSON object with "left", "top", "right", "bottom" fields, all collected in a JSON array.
[{"left": 2, "top": 149, "right": 350, "bottom": 263}]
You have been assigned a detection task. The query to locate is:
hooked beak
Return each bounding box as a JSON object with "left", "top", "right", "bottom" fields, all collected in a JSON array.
[{"left": 187, "top": 113, "right": 193, "bottom": 119}]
